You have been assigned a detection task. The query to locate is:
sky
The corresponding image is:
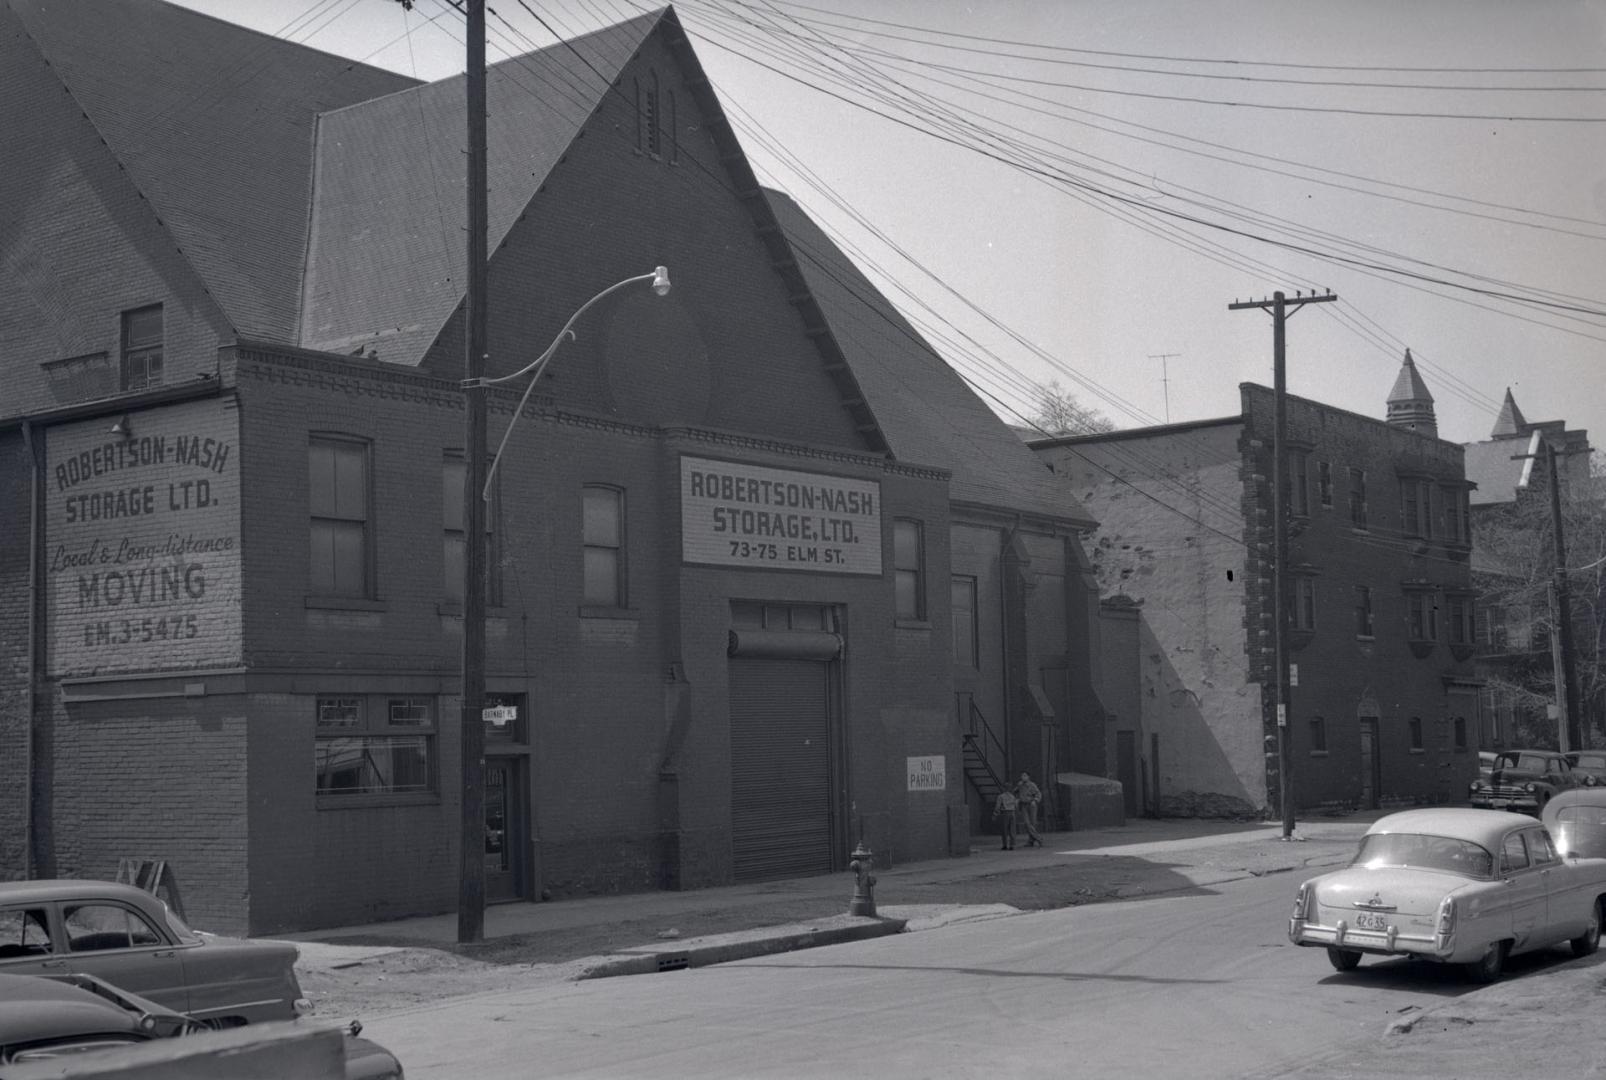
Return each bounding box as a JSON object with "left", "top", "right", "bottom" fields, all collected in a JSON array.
[{"left": 172, "top": 0, "right": 1606, "bottom": 450}]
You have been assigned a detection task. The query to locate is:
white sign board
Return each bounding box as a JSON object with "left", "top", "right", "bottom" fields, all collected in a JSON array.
[
  {"left": 907, "top": 755, "right": 946, "bottom": 791},
  {"left": 482, "top": 705, "right": 518, "bottom": 726},
  {"left": 46, "top": 398, "right": 242, "bottom": 676},
  {"left": 680, "top": 457, "right": 882, "bottom": 575}
]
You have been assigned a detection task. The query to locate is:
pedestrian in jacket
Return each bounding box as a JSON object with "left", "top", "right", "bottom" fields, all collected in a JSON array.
[
  {"left": 1016, "top": 773, "right": 1044, "bottom": 847},
  {"left": 993, "top": 787, "right": 1020, "bottom": 850}
]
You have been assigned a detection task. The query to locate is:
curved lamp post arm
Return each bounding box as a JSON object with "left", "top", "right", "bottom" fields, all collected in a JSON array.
[{"left": 477, "top": 267, "right": 669, "bottom": 501}]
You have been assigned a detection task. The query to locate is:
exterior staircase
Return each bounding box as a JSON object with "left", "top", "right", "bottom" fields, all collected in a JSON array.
[{"left": 959, "top": 697, "right": 1008, "bottom": 807}]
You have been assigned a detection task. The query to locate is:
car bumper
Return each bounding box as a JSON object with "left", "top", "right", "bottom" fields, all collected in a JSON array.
[
  {"left": 1469, "top": 794, "right": 1538, "bottom": 812},
  {"left": 1289, "top": 917, "right": 1457, "bottom": 961}
]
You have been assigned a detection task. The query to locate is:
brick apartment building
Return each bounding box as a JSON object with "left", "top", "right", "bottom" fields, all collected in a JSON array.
[
  {"left": 0, "top": 1, "right": 1103, "bottom": 933},
  {"left": 1031, "top": 359, "right": 1480, "bottom": 817}
]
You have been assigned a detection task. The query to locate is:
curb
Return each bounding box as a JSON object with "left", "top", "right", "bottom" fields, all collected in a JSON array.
[{"left": 573, "top": 915, "right": 909, "bottom": 980}]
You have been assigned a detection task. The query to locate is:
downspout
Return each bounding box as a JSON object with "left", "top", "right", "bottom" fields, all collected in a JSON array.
[
  {"left": 998, "top": 519, "right": 1020, "bottom": 777},
  {"left": 20, "top": 419, "right": 40, "bottom": 879}
]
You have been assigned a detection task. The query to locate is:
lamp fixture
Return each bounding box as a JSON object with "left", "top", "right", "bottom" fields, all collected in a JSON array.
[
  {"left": 109, "top": 414, "right": 133, "bottom": 439},
  {"left": 474, "top": 267, "right": 672, "bottom": 500}
]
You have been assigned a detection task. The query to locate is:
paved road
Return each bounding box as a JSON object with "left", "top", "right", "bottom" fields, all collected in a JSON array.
[{"left": 366, "top": 871, "right": 1485, "bottom": 1079}]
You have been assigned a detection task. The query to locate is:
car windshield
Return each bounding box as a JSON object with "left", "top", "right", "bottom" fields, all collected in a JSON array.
[
  {"left": 1553, "top": 806, "right": 1606, "bottom": 859},
  {"left": 1352, "top": 832, "right": 1494, "bottom": 879}
]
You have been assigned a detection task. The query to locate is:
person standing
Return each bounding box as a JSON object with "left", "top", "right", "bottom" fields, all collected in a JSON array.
[
  {"left": 992, "top": 786, "right": 1020, "bottom": 850},
  {"left": 1016, "top": 772, "right": 1044, "bottom": 847}
]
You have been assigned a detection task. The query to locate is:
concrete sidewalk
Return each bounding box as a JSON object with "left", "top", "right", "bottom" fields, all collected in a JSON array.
[{"left": 280, "top": 812, "right": 1374, "bottom": 982}]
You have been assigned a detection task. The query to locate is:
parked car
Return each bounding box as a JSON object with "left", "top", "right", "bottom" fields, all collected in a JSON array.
[
  {"left": 0, "top": 880, "right": 307, "bottom": 1027},
  {"left": 1288, "top": 808, "right": 1606, "bottom": 982},
  {"left": 1566, "top": 750, "right": 1606, "bottom": 787},
  {"left": 0, "top": 972, "right": 401, "bottom": 1077},
  {"left": 1467, "top": 749, "right": 1591, "bottom": 813},
  {"left": 1543, "top": 787, "right": 1606, "bottom": 860}
]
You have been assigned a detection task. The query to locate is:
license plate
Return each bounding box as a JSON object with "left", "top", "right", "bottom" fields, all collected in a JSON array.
[{"left": 1355, "top": 911, "right": 1388, "bottom": 931}]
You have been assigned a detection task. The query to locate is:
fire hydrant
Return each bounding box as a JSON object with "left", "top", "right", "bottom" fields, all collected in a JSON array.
[{"left": 848, "top": 840, "right": 877, "bottom": 917}]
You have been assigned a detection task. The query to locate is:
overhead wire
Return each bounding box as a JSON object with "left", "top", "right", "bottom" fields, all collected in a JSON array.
[
  {"left": 309, "top": 0, "right": 1554, "bottom": 572},
  {"left": 678, "top": 1, "right": 1606, "bottom": 320},
  {"left": 743, "top": 0, "right": 1606, "bottom": 76}
]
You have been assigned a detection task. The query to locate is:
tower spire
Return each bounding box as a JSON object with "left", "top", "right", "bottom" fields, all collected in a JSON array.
[
  {"left": 1386, "top": 348, "right": 1437, "bottom": 437},
  {"left": 1490, "top": 387, "right": 1528, "bottom": 438}
]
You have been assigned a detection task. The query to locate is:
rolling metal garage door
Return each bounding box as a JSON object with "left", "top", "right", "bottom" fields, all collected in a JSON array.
[{"left": 729, "top": 658, "right": 835, "bottom": 881}]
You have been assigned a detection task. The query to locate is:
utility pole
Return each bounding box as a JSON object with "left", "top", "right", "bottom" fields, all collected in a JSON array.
[
  {"left": 1546, "top": 442, "right": 1583, "bottom": 753},
  {"left": 458, "top": 0, "right": 489, "bottom": 945},
  {"left": 1149, "top": 354, "right": 1181, "bottom": 423},
  {"left": 1229, "top": 290, "right": 1337, "bottom": 839}
]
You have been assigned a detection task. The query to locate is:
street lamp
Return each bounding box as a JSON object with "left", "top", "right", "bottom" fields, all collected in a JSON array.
[
  {"left": 456, "top": 266, "right": 670, "bottom": 943},
  {"left": 474, "top": 267, "right": 671, "bottom": 500}
]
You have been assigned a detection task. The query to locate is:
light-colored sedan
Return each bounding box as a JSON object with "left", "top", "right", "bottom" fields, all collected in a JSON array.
[
  {"left": 1288, "top": 808, "right": 1606, "bottom": 982},
  {"left": 0, "top": 881, "right": 307, "bottom": 1027}
]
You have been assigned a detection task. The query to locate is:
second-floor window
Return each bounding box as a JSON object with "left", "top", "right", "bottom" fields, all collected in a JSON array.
[
  {"left": 1443, "top": 485, "right": 1470, "bottom": 544},
  {"left": 309, "top": 436, "right": 370, "bottom": 597},
  {"left": 1401, "top": 480, "right": 1433, "bottom": 538},
  {"left": 1408, "top": 592, "right": 1438, "bottom": 641},
  {"left": 1309, "top": 716, "right": 1327, "bottom": 754},
  {"left": 1284, "top": 451, "right": 1310, "bottom": 516},
  {"left": 1294, "top": 577, "right": 1316, "bottom": 631},
  {"left": 894, "top": 519, "right": 925, "bottom": 621},
  {"left": 951, "top": 575, "right": 978, "bottom": 667},
  {"left": 582, "top": 485, "right": 625, "bottom": 607},
  {"left": 1448, "top": 595, "right": 1474, "bottom": 644},
  {"left": 1408, "top": 716, "right": 1424, "bottom": 751},
  {"left": 1348, "top": 468, "right": 1367, "bottom": 529},
  {"left": 120, "top": 305, "right": 163, "bottom": 391},
  {"left": 1477, "top": 604, "right": 1508, "bottom": 649},
  {"left": 1354, "top": 585, "right": 1374, "bottom": 637},
  {"left": 1317, "top": 461, "right": 1333, "bottom": 508}
]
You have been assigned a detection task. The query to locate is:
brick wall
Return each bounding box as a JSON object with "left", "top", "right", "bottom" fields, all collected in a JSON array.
[
  {"left": 1039, "top": 419, "right": 1265, "bottom": 817},
  {"left": 1037, "top": 385, "right": 1478, "bottom": 818},
  {"left": 49, "top": 698, "right": 249, "bottom": 933},
  {"left": 0, "top": 7, "right": 231, "bottom": 424},
  {"left": 0, "top": 431, "right": 32, "bottom": 878},
  {"left": 1240, "top": 385, "right": 1477, "bottom": 810}
]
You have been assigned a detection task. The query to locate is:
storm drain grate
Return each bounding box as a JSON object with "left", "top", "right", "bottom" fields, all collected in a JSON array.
[{"left": 656, "top": 952, "right": 691, "bottom": 972}]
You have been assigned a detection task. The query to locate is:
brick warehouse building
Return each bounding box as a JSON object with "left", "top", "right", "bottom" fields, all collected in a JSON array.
[
  {"left": 0, "top": 1, "right": 1105, "bottom": 932},
  {"left": 1032, "top": 363, "right": 1480, "bottom": 817}
]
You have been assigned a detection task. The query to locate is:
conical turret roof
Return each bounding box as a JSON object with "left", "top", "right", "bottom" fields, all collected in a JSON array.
[
  {"left": 1387, "top": 348, "right": 1435, "bottom": 405},
  {"left": 1490, "top": 388, "right": 1528, "bottom": 438}
]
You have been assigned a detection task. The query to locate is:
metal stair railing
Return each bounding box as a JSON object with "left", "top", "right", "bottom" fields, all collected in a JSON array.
[{"left": 960, "top": 699, "right": 1009, "bottom": 803}]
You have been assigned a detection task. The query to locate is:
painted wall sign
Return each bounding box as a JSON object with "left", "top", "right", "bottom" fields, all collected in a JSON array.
[
  {"left": 680, "top": 456, "right": 882, "bottom": 575},
  {"left": 907, "top": 755, "right": 946, "bottom": 791},
  {"left": 46, "top": 398, "right": 242, "bottom": 676}
]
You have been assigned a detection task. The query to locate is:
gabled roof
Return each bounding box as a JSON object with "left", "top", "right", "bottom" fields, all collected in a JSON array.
[
  {"left": 7, "top": 0, "right": 418, "bottom": 341},
  {"left": 765, "top": 189, "right": 1093, "bottom": 527},
  {"left": 1490, "top": 388, "right": 1528, "bottom": 438},
  {"left": 301, "top": 11, "right": 662, "bottom": 363}
]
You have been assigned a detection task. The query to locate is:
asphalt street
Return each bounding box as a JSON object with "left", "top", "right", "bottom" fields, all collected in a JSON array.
[{"left": 280, "top": 813, "right": 1606, "bottom": 1079}]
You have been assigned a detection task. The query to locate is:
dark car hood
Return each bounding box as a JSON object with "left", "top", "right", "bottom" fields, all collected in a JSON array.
[
  {"left": 0, "top": 999, "right": 142, "bottom": 1045},
  {"left": 1487, "top": 768, "right": 1547, "bottom": 782}
]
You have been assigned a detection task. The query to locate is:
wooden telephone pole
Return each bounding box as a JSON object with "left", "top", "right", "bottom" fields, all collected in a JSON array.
[
  {"left": 460, "top": 0, "right": 489, "bottom": 944},
  {"left": 1229, "top": 290, "right": 1337, "bottom": 838}
]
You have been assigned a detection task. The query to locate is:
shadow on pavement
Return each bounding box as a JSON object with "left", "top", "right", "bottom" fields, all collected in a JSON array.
[
  {"left": 1310, "top": 943, "right": 1587, "bottom": 999},
  {"left": 732, "top": 961, "right": 1230, "bottom": 986}
]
